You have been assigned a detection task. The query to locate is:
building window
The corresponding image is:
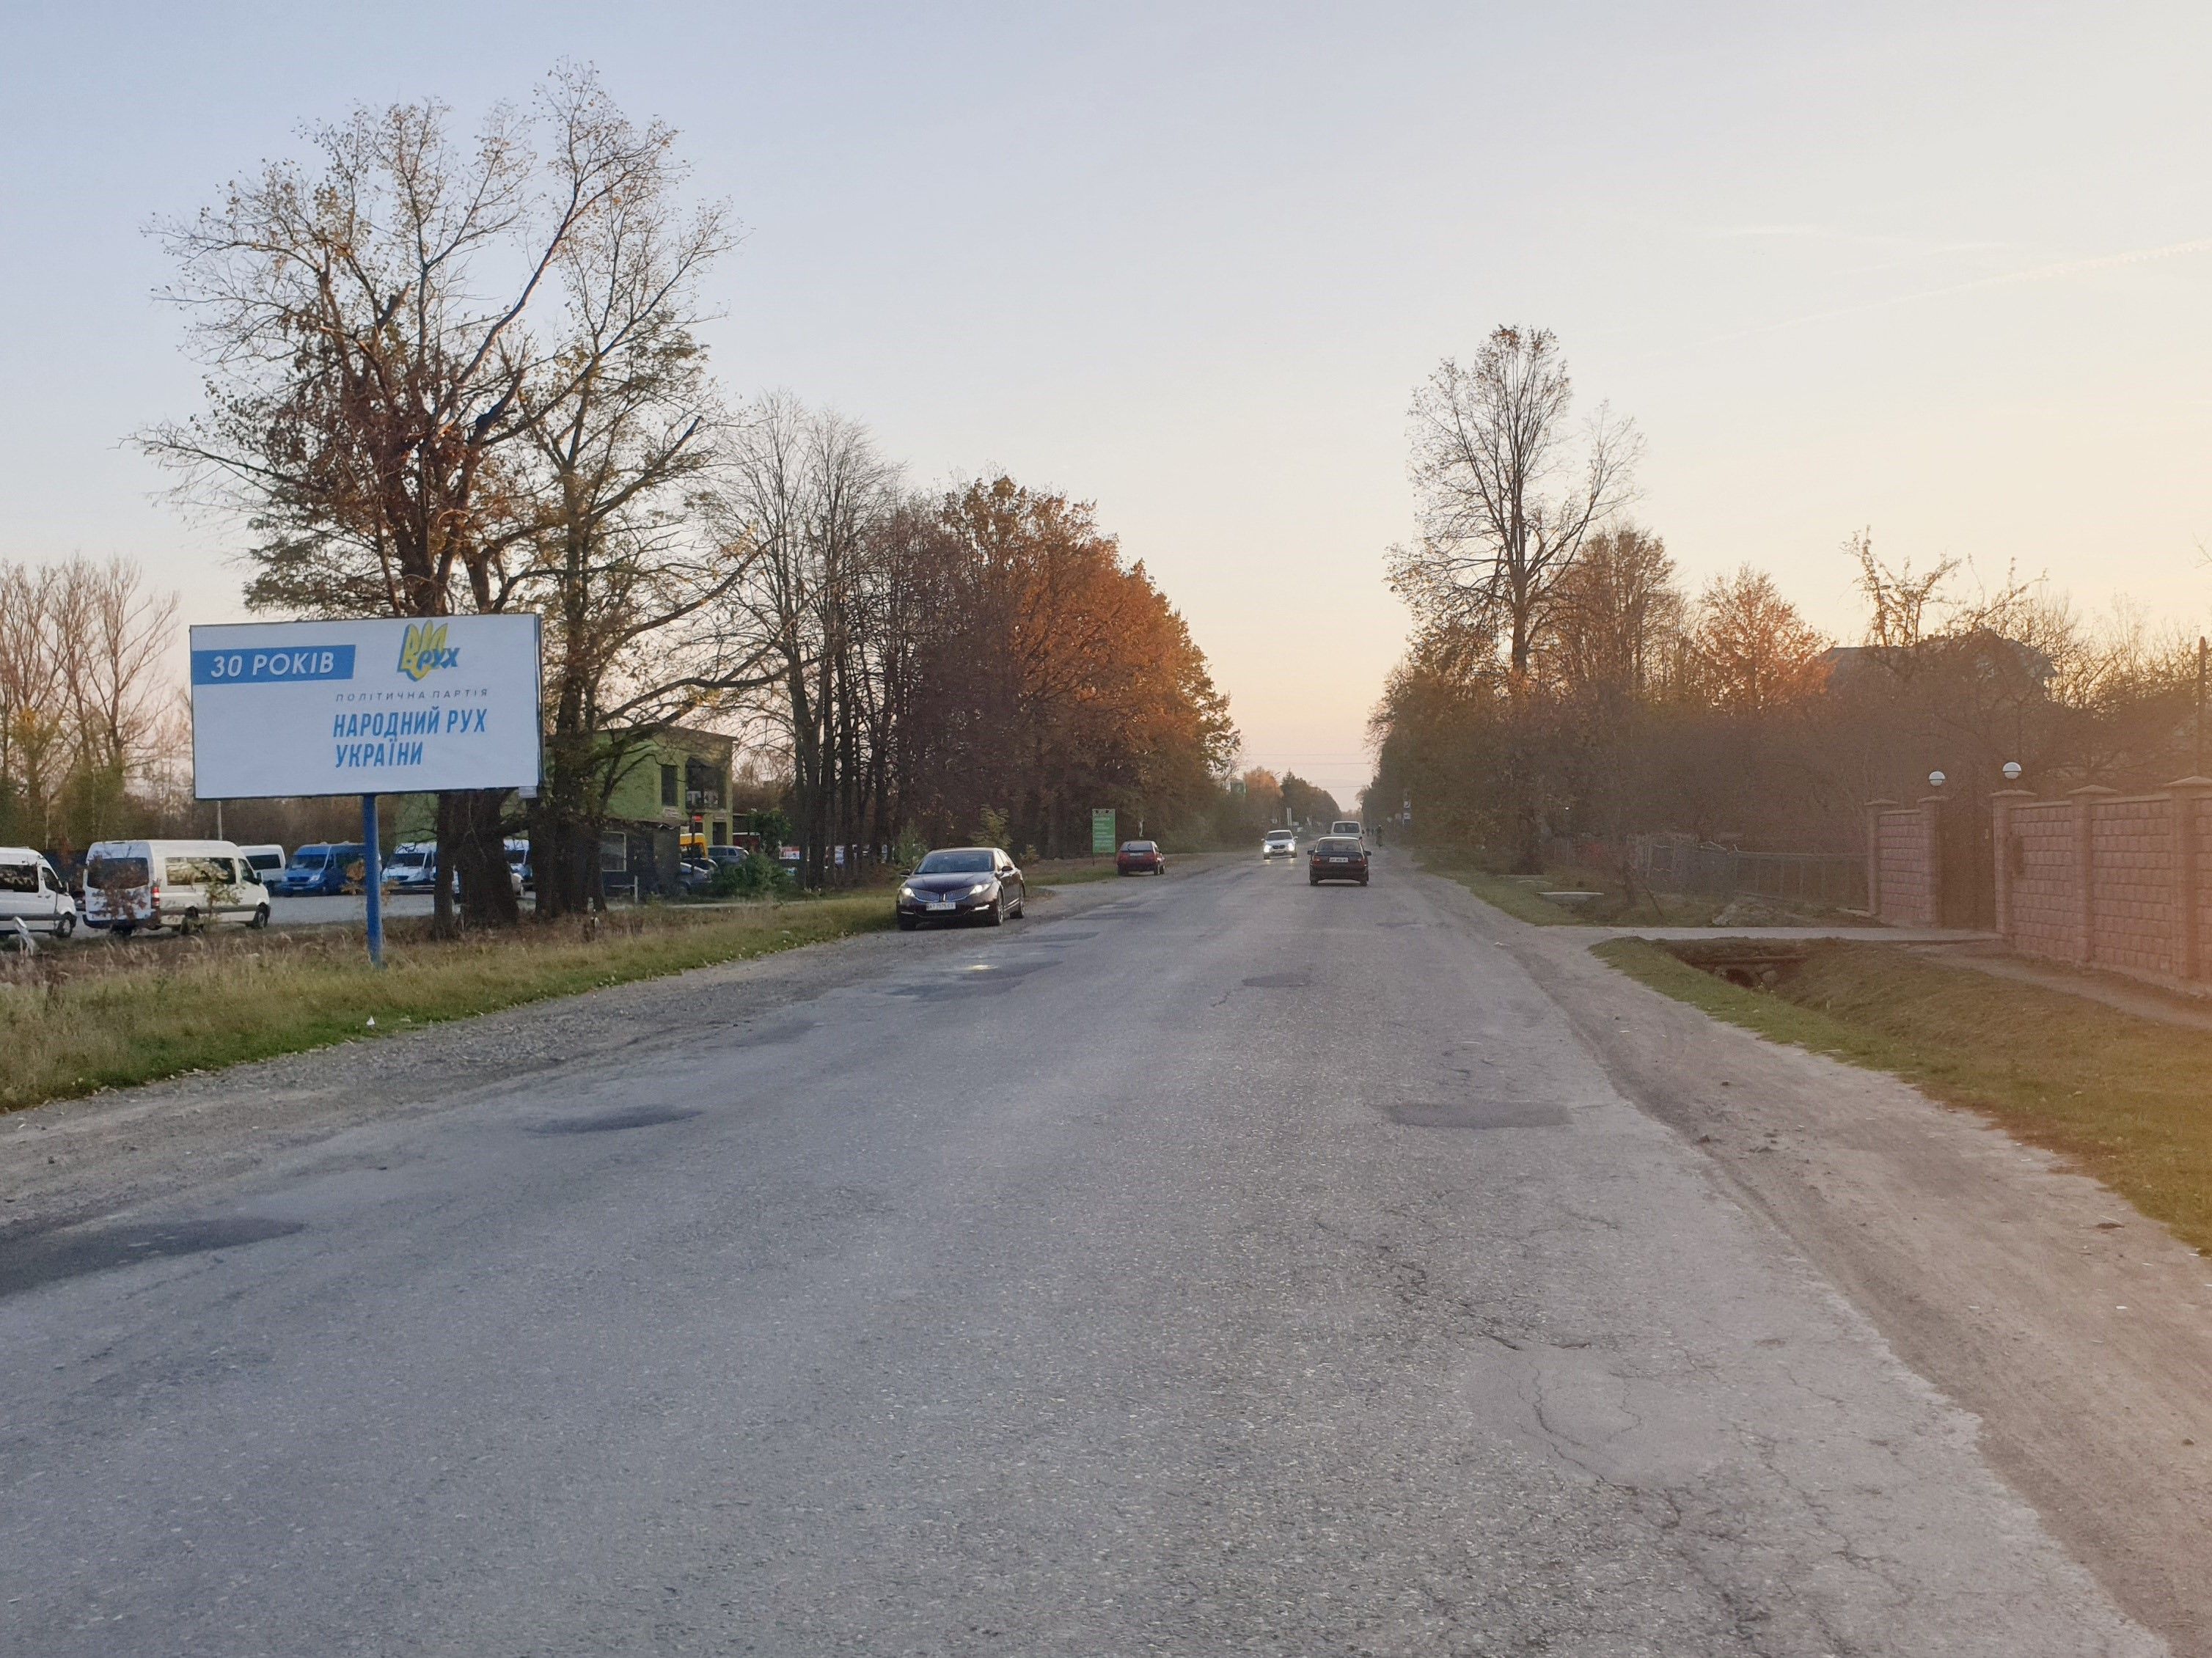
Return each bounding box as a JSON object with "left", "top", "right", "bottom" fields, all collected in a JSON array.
[
  {"left": 599, "top": 834, "right": 628, "bottom": 873},
  {"left": 712, "top": 820, "right": 728, "bottom": 845},
  {"left": 660, "top": 764, "right": 678, "bottom": 808}
]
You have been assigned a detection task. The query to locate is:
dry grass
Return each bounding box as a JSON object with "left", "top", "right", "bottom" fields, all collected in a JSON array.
[
  {"left": 0, "top": 896, "right": 888, "bottom": 1115},
  {"left": 1599, "top": 938, "right": 2212, "bottom": 1255},
  {"left": 1424, "top": 851, "right": 1716, "bottom": 926}
]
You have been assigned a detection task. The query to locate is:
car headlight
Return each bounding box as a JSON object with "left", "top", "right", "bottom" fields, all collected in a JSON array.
[
  {"left": 898, "top": 886, "right": 919, "bottom": 901},
  {"left": 966, "top": 881, "right": 996, "bottom": 899}
]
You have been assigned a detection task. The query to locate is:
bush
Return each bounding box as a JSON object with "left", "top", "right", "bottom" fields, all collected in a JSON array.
[{"left": 710, "top": 852, "right": 791, "bottom": 899}]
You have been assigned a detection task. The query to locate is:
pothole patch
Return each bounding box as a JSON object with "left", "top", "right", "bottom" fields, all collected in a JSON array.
[
  {"left": 0, "top": 1216, "right": 307, "bottom": 1300},
  {"left": 532, "top": 1106, "right": 702, "bottom": 1134},
  {"left": 1382, "top": 1100, "right": 1570, "bottom": 1130}
]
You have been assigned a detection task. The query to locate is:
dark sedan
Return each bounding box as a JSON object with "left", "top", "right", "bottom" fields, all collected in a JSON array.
[
  {"left": 1116, "top": 840, "right": 1165, "bottom": 876},
  {"left": 896, "top": 846, "right": 1027, "bottom": 929},
  {"left": 1308, "top": 836, "right": 1369, "bottom": 887}
]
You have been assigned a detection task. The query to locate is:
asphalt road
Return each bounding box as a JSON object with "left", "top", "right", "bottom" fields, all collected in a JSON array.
[{"left": 0, "top": 854, "right": 2163, "bottom": 1656}]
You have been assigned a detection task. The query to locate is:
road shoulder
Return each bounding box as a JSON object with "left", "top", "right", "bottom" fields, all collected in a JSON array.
[
  {"left": 1419, "top": 862, "right": 2212, "bottom": 1652},
  {"left": 0, "top": 872, "right": 1166, "bottom": 1252}
]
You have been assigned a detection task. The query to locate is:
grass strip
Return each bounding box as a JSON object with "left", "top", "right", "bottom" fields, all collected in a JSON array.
[
  {"left": 1597, "top": 937, "right": 2212, "bottom": 1255},
  {"left": 1435, "top": 864, "right": 1596, "bottom": 925},
  {"left": 1, "top": 896, "right": 890, "bottom": 1115}
]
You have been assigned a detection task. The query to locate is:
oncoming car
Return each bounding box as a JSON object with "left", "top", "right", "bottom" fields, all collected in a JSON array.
[
  {"left": 1261, "top": 829, "right": 1296, "bottom": 859},
  {"left": 1308, "top": 836, "right": 1370, "bottom": 887},
  {"left": 896, "top": 847, "right": 1027, "bottom": 929}
]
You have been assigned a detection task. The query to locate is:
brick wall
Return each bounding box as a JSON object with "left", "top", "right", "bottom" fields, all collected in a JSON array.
[
  {"left": 1992, "top": 781, "right": 2212, "bottom": 992},
  {"left": 2004, "top": 802, "right": 2076, "bottom": 963},
  {"left": 1873, "top": 807, "right": 1936, "bottom": 928},
  {"left": 2087, "top": 796, "right": 2178, "bottom": 977}
]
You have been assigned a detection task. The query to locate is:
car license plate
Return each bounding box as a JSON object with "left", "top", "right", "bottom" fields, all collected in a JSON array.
[{"left": 928, "top": 899, "right": 955, "bottom": 911}]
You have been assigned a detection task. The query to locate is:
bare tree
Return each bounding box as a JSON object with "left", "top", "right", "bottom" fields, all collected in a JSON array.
[
  {"left": 717, "top": 397, "right": 899, "bottom": 888},
  {"left": 141, "top": 65, "right": 677, "bottom": 931},
  {"left": 1391, "top": 326, "right": 1640, "bottom": 676},
  {"left": 0, "top": 557, "right": 177, "bottom": 851},
  {"left": 507, "top": 93, "right": 774, "bottom": 915}
]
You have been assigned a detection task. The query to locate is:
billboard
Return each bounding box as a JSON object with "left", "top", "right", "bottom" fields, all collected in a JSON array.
[{"left": 190, "top": 615, "right": 543, "bottom": 800}]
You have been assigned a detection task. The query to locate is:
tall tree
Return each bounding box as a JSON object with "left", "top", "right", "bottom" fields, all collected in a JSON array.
[
  {"left": 1391, "top": 326, "right": 1640, "bottom": 677},
  {"left": 142, "top": 66, "right": 676, "bottom": 931},
  {"left": 509, "top": 92, "right": 770, "bottom": 916}
]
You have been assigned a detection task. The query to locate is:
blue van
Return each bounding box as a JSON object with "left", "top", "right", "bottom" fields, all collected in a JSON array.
[{"left": 279, "top": 843, "right": 367, "bottom": 896}]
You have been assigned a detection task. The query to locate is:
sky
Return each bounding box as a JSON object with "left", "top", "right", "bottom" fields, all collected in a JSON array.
[{"left": 4, "top": 1, "right": 2211, "bottom": 804}]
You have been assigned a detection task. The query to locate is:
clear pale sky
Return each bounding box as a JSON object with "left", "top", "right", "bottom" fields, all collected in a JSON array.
[{"left": 4, "top": 3, "right": 2209, "bottom": 802}]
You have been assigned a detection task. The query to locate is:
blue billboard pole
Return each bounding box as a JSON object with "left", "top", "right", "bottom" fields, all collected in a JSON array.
[{"left": 361, "top": 793, "right": 384, "bottom": 969}]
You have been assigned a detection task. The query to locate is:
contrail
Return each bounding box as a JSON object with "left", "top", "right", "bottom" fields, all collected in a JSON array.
[{"left": 1695, "top": 235, "right": 2212, "bottom": 349}]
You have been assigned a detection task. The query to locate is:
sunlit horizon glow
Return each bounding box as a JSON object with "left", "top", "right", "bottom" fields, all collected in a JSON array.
[{"left": 4, "top": 4, "right": 2210, "bottom": 804}]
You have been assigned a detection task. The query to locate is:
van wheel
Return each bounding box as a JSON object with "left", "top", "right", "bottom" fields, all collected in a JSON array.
[
  {"left": 53, "top": 912, "right": 75, "bottom": 940},
  {"left": 249, "top": 905, "right": 271, "bottom": 931}
]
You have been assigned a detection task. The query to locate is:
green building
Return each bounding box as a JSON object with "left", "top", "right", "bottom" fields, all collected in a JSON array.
[{"left": 598, "top": 725, "right": 736, "bottom": 896}]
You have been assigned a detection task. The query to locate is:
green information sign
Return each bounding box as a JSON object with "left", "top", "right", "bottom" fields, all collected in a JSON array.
[{"left": 1091, "top": 807, "right": 1116, "bottom": 854}]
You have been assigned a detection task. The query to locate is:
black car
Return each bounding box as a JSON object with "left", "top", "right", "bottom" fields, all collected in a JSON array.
[
  {"left": 1308, "top": 836, "right": 1370, "bottom": 886},
  {"left": 896, "top": 846, "right": 1027, "bottom": 929}
]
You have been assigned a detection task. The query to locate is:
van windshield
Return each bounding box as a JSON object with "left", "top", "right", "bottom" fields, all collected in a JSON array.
[
  {"left": 292, "top": 851, "right": 327, "bottom": 868},
  {"left": 88, "top": 856, "right": 150, "bottom": 888}
]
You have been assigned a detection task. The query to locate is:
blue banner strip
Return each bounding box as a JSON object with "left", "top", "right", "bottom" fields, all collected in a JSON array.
[{"left": 191, "top": 645, "right": 356, "bottom": 685}]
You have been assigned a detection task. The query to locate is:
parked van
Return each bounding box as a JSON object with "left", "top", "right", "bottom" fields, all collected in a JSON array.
[
  {"left": 382, "top": 843, "right": 437, "bottom": 892},
  {"left": 279, "top": 842, "right": 366, "bottom": 896},
  {"left": 84, "top": 840, "right": 271, "bottom": 935},
  {"left": 0, "top": 846, "right": 76, "bottom": 939},
  {"left": 236, "top": 843, "right": 286, "bottom": 885}
]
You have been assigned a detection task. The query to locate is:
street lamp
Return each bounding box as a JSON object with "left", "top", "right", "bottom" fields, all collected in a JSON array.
[
  {"left": 1927, "top": 770, "right": 1947, "bottom": 789},
  {"left": 2001, "top": 760, "right": 2023, "bottom": 784}
]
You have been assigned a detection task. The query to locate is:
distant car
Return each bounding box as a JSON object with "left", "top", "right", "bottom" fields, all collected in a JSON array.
[
  {"left": 1329, "top": 819, "right": 1365, "bottom": 843},
  {"left": 1262, "top": 830, "right": 1296, "bottom": 859},
  {"left": 678, "top": 859, "right": 717, "bottom": 895},
  {"left": 1308, "top": 836, "right": 1370, "bottom": 887},
  {"left": 896, "top": 846, "right": 1026, "bottom": 929},
  {"left": 0, "top": 845, "right": 76, "bottom": 940},
  {"left": 505, "top": 837, "right": 533, "bottom": 892},
  {"left": 1116, "top": 840, "right": 1165, "bottom": 876}
]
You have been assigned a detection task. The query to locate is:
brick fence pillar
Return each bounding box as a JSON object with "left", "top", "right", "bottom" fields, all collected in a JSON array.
[
  {"left": 2165, "top": 777, "right": 2212, "bottom": 981},
  {"left": 1990, "top": 788, "right": 2033, "bottom": 944},
  {"left": 1864, "top": 799, "right": 1898, "bottom": 920},
  {"left": 2070, "top": 785, "right": 2117, "bottom": 965},
  {"left": 1918, "top": 796, "right": 1948, "bottom": 926}
]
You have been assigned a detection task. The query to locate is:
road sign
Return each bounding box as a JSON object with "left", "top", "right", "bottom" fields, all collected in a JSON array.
[
  {"left": 189, "top": 615, "right": 543, "bottom": 800},
  {"left": 1091, "top": 808, "right": 1116, "bottom": 854}
]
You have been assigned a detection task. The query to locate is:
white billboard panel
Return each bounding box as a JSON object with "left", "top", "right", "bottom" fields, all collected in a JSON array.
[{"left": 190, "top": 615, "right": 543, "bottom": 799}]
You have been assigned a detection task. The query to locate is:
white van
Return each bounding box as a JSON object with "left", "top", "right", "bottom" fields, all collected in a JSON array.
[
  {"left": 236, "top": 843, "right": 287, "bottom": 886},
  {"left": 1330, "top": 819, "right": 1366, "bottom": 843},
  {"left": 0, "top": 847, "right": 76, "bottom": 939},
  {"left": 84, "top": 839, "right": 272, "bottom": 935}
]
